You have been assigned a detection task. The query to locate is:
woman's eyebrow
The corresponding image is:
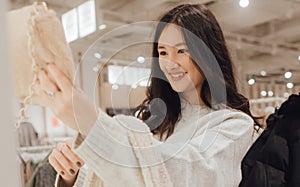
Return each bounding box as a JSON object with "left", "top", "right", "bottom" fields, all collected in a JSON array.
[
  {"left": 158, "top": 45, "right": 166, "bottom": 49},
  {"left": 174, "top": 42, "right": 186, "bottom": 47},
  {"left": 158, "top": 42, "right": 186, "bottom": 49}
]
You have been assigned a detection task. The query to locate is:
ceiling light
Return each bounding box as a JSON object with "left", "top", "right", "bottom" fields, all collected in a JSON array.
[
  {"left": 239, "top": 0, "right": 249, "bottom": 8},
  {"left": 92, "top": 65, "right": 100, "bottom": 72},
  {"left": 284, "top": 71, "right": 292, "bottom": 79},
  {"left": 131, "top": 84, "right": 138, "bottom": 89},
  {"left": 248, "top": 78, "right": 255, "bottom": 85},
  {"left": 260, "top": 91, "right": 267, "bottom": 97},
  {"left": 284, "top": 92, "right": 290, "bottom": 98},
  {"left": 94, "top": 52, "right": 102, "bottom": 59},
  {"left": 112, "top": 84, "right": 119, "bottom": 90},
  {"left": 260, "top": 71, "right": 267, "bottom": 76},
  {"left": 268, "top": 91, "right": 274, "bottom": 97},
  {"left": 286, "top": 82, "right": 294, "bottom": 89},
  {"left": 298, "top": 55, "right": 300, "bottom": 61},
  {"left": 137, "top": 56, "right": 145, "bottom": 64},
  {"left": 98, "top": 24, "right": 106, "bottom": 30}
]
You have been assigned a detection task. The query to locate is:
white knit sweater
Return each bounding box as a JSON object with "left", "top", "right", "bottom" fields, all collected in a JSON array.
[{"left": 56, "top": 103, "right": 253, "bottom": 187}]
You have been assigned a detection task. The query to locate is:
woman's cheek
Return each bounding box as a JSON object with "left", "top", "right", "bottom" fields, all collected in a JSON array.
[{"left": 158, "top": 61, "right": 166, "bottom": 72}]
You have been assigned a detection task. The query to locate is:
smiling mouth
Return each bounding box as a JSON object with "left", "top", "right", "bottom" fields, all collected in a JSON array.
[{"left": 169, "top": 72, "right": 187, "bottom": 80}]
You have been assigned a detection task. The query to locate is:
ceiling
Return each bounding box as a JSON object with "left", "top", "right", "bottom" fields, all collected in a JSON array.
[{"left": 8, "top": 0, "right": 300, "bottom": 90}]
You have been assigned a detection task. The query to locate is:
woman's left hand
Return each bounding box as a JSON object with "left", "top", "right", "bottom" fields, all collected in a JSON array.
[{"left": 33, "top": 64, "right": 98, "bottom": 136}]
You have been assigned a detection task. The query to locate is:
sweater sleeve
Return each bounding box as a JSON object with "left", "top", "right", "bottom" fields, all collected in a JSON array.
[
  {"left": 72, "top": 109, "right": 150, "bottom": 187},
  {"left": 72, "top": 108, "right": 253, "bottom": 187}
]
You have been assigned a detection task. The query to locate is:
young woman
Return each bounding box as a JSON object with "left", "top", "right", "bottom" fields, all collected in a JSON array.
[{"left": 35, "top": 4, "right": 260, "bottom": 187}]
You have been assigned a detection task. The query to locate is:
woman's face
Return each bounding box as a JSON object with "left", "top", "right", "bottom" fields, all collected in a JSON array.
[{"left": 157, "top": 24, "right": 204, "bottom": 99}]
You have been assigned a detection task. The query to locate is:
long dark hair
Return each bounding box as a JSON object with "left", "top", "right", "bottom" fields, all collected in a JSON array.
[{"left": 135, "top": 4, "right": 261, "bottom": 140}]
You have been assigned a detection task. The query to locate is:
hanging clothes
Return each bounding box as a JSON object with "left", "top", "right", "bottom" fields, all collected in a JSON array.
[
  {"left": 240, "top": 93, "right": 300, "bottom": 187},
  {"left": 25, "top": 151, "right": 57, "bottom": 187},
  {"left": 18, "top": 121, "right": 39, "bottom": 147}
]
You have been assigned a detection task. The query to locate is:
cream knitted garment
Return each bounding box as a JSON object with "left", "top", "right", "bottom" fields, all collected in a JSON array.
[
  {"left": 56, "top": 103, "right": 253, "bottom": 187},
  {"left": 7, "top": 3, "right": 74, "bottom": 104}
]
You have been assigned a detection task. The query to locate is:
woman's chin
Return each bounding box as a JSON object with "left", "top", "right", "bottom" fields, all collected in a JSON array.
[{"left": 170, "top": 84, "right": 187, "bottom": 93}]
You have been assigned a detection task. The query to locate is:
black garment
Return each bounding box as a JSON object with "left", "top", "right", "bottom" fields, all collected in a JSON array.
[{"left": 239, "top": 93, "right": 300, "bottom": 187}]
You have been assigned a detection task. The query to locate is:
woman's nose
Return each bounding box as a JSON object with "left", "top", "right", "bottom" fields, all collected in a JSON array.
[
  {"left": 165, "top": 57, "right": 180, "bottom": 71},
  {"left": 166, "top": 54, "right": 179, "bottom": 70}
]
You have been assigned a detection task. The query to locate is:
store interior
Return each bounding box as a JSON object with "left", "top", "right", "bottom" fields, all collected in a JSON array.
[{"left": 4, "top": 0, "right": 300, "bottom": 186}]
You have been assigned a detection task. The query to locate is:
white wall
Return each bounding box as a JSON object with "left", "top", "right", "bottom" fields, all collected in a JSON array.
[{"left": 0, "top": 0, "right": 21, "bottom": 186}]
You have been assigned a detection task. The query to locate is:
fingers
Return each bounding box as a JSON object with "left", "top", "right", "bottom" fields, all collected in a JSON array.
[
  {"left": 48, "top": 154, "right": 66, "bottom": 176},
  {"left": 32, "top": 80, "right": 52, "bottom": 106},
  {"left": 58, "top": 143, "right": 84, "bottom": 168},
  {"left": 47, "top": 64, "right": 72, "bottom": 93},
  {"left": 51, "top": 149, "right": 77, "bottom": 176},
  {"left": 38, "top": 70, "right": 60, "bottom": 93},
  {"left": 49, "top": 142, "right": 83, "bottom": 179},
  {"left": 34, "top": 65, "right": 72, "bottom": 106},
  {"left": 33, "top": 70, "right": 61, "bottom": 105}
]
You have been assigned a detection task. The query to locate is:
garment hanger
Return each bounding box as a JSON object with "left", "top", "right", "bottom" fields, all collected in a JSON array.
[{"left": 18, "top": 145, "right": 55, "bottom": 154}]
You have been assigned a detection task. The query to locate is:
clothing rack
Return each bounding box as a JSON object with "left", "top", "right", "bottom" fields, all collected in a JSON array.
[
  {"left": 17, "top": 145, "right": 56, "bottom": 187},
  {"left": 249, "top": 97, "right": 285, "bottom": 104},
  {"left": 18, "top": 145, "right": 55, "bottom": 165},
  {"left": 18, "top": 144, "right": 55, "bottom": 153},
  {"left": 249, "top": 97, "right": 286, "bottom": 127}
]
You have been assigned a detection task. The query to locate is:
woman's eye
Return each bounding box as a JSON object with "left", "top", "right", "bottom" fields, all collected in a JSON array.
[
  {"left": 178, "top": 49, "right": 188, "bottom": 53},
  {"left": 159, "top": 51, "right": 167, "bottom": 56}
]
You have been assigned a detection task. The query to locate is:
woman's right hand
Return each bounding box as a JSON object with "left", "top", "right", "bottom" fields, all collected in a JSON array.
[{"left": 49, "top": 142, "right": 84, "bottom": 186}]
